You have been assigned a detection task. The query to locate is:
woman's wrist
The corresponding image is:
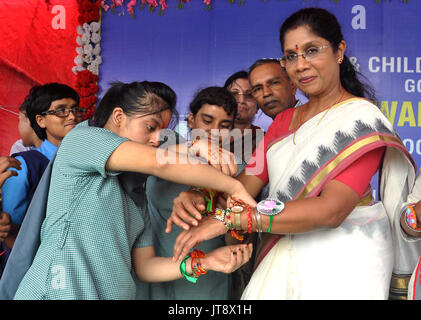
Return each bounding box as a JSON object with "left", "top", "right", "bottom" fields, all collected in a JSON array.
[
  {"left": 226, "top": 179, "right": 243, "bottom": 196},
  {"left": 201, "top": 255, "right": 210, "bottom": 271},
  {"left": 229, "top": 205, "right": 258, "bottom": 233}
]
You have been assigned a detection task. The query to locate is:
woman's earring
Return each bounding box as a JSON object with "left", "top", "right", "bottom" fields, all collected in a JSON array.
[{"left": 338, "top": 57, "right": 343, "bottom": 64}]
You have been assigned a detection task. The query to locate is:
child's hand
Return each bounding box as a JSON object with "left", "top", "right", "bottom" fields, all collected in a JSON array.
[
  {"left": 0, "top": 212, "right": 11, "bottom": 242},
  {"left": 0, "top": 156, "right": 21, "bottom": 188},
  {"left": 202, "top": 243, "right": 253, "bottom": 274}
]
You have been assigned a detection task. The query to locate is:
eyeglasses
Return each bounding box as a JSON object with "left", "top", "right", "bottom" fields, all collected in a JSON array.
[
  {"left": 41, "top": 106, "right": 85, "bottom": 118},
  {"left": 281, "top": 44, "right": 331, "bottom": 66},
  {"left": 250, "top": 78, "right": 283, "bottom": 98},
  {"left": 230, "top": 91, "right": 255, "bottom": 101}
]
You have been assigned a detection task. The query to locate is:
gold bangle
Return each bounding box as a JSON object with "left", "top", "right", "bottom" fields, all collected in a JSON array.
[
  {"left": 235, "top": 212, "right": 242, "bottom": 230},
  {"left": 231, "top": 206, "right": 243, "bottom": 230},
  {"left": 255, "top": 211, "right": 262, "bottom": 235}
]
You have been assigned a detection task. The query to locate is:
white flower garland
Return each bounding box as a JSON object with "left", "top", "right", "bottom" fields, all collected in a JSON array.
[{"left": 73, "top": 21, "right": 102, "bottom": 75}]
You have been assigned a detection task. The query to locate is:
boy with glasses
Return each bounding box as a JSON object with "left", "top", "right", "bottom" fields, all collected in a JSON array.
[{"left": 0, "top": 83, "right": 81, "bottom": 275}]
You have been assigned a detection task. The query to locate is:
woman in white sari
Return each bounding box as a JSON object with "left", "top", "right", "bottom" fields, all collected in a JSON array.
[{"left": 169, "top": 7, "right": 418, "bottom": 299}]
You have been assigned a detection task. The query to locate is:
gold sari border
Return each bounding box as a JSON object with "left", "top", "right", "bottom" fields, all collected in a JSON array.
[
  {"left": 296, "top": 134, "right": 413, "bottom": 200},
  {"left": 389, "top": 273, "right": 411, "bottom": 300}
]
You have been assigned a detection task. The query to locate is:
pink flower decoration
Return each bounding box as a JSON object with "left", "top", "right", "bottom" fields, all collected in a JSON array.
[
  {"left": 127, "top": 0, "right": 137, "bottom": 14},
  {"left": 146, "top": 0, "right": 158, "bottom": 7},
  {"left": 262, "top": 200, "right": 276, "bottom": 210},
  {"left": 159, "top": 0, "right": 168, "bottom": 10}
]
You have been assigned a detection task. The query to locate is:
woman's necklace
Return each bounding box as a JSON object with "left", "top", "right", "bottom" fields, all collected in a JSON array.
[{"left": 293, "top": 89, "right": 345, "bottom": 145}]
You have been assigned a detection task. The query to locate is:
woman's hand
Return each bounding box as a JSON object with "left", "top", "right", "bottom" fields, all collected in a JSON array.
[
  {"left": 173, "top": 215, "right": 228, "bottom": 261},
  {"left": 0, "top": 156, "right": 21, "bottom": 188},
  {"left": 202, "top": 243, "right": 253, "bottom": 274},
  {"left": 228, "top": 181, "right": 257, "bottom": 210},
  {"left": 166, "top": 190, "right": 206, "bottom": 233}
]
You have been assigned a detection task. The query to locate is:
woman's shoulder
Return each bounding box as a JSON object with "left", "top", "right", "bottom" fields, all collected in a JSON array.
[
  {"left": 335, "top": 97, "right": 385, "bottom": 120},
  {"left": 268, "top": 107, "right": 295, "bottom": 134},
  {"left": 340, "top": 97, "right": 379, "bottom": 110},
  {"left": 336, "top": 97, "right": 395, "bottom": 133},
  {"left": 62, "top": 120, "right": 127, "bottom": 148},
  {"left": 274, "top": 107, "right": 295, "bottom": 120}
]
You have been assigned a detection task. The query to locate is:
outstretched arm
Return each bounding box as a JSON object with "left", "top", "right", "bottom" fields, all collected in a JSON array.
[
  {"left": 106, "top": 140, "right": 257, "bottom": 208},
  {"left": 132, "top": 243, "right": 252, "bottom": 283}
]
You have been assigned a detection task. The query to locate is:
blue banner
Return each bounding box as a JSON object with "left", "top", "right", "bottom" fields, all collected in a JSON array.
[{"left": 99, "top": 0, "right": 421, "bottom": 185}]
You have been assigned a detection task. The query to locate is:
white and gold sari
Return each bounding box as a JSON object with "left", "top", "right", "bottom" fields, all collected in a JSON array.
[{"left": 242, "top": 98, "right": 417, "bottom": 300}]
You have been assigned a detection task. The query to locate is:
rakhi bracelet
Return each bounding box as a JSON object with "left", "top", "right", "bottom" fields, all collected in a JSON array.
[
  {"left": 256, "top": 198, "right": 285, "bottom": 234},
  {"left": 180, "top": 254, "right": 199, "bottom": 284},
  {"left": 229, "top": 212, "right": 245, "bottom": 241},
  {"left": 231, "top": 206, "right": 243, "bottom": 230},
  {"left": 268, "top": 216, "right": 274, "bottom": 233},
  {"left": 204, "top": 188, "right": 218, "bottom": 214},
  {"left": 246, "top": 205, "right": 253, "bottom": 234},
  {"left": 225, "top": 209, "right": 234, "bottom": 230},
  {"left": 190, "top": 249, "right": 207, "bottom": 277},
  {"left": 215, "top": 208, "right": 228, "bottom": 228},
  {"left": 190, "top": 187, "right": 218, "bottom": 214},
  {"left": 215, "top": 207, "right": 244, "bottom": 241},
  {"left": 405, "top": 204, "right": 421, "bottom": 231},
  {"left": 230, "top": 205, "right": 245, "bottom": 240},
  {"left": 230, "top": 203, "right": 252, "bottom": 234}
]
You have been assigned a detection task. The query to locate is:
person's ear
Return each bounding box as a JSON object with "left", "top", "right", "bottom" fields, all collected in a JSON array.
[
  {"left": 36, "top": 114, "right": 46, "bottom": 129},
  {"left": 111, "top": 107, "right": 125, "bottom": 127},
  {"left": 337, "top": 40, "right": 346, "bottom": 64},
  {"left": 187, "top": 113, "right": 195, "bottom": 129}
]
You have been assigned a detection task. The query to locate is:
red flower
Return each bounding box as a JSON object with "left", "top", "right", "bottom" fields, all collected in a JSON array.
[{"left": 76, "top": 1, "right": 101, "bottom": 118}]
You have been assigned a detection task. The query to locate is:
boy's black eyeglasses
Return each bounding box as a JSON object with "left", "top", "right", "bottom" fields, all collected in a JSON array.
[{"left": 41, "top": 107, "right": 85, "bottom": 118}]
